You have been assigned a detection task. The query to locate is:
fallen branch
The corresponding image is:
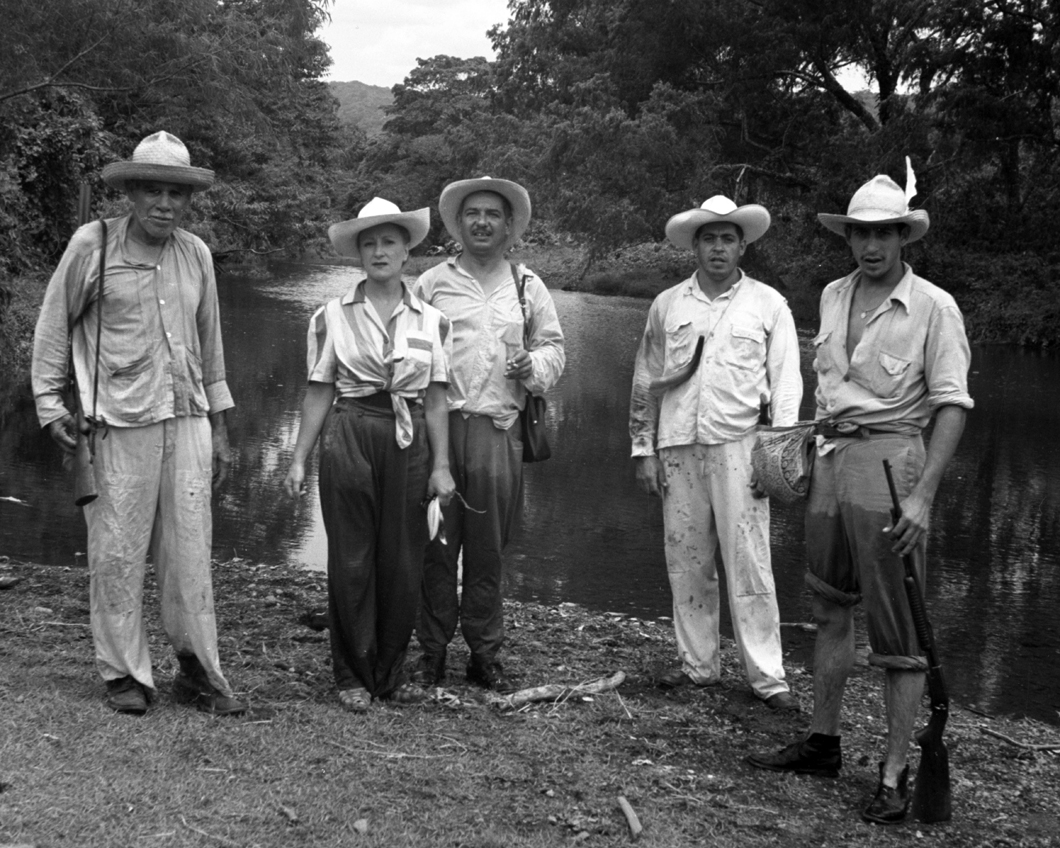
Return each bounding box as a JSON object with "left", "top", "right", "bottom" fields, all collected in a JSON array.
[
  {"left": 617, "top": 795, "right": 643, "bottom": 840},
  {"left": 980, "top": 726, "right": 1060, "bottom": 752},
  {"left": 494, "top": 671, "right": 626, "bottom": 710}
]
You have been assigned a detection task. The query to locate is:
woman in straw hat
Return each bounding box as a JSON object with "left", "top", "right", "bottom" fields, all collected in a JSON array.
[{"left": 283, "top": 198, "right": 455, "bottom": 712}]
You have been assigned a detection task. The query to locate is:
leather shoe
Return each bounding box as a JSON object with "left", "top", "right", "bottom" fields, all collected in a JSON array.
[
  {"left": 862, "top": 763, "right": 910, "bottom": 824},
  {"left": 763, "top": 691, "right": 801, "bottom": 712},
  {"left": 173, "top": 674, "right": 248, "bottom": 716},
  {"left": 745, "top": 734, "right": 842, "bottom": 777},
  {"left": 466, "top": 660, "right": 517, "bottom": 694},
  {"left": 410, "top": 652, "right": 446, "bottom": 687},
  {"left": 105, "top": 676, "right": 147, "bottom": 715}
]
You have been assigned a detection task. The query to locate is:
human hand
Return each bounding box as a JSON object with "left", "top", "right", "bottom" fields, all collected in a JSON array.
[
  {"left": 211, "top": 421, "right": 232, "bottom": 490},
  {"left": 47, "top": 414, "right": 79, "bottom": 455},
  {"left": 283, "top": 463, "right": 306, "bottom": 500},
  {"left": 504, "top": 349, "right": 533, "bottom": 381},
  {"left": 883, "top": 489, "right": 932, "bottom": 557},
  {"left": 749, "top": 471, "right": 768, "bottom": 499},
  {"left": 427, "top": 467, "right": 456, "bottom": 507},
  {"left": 635, "top": 456, "right": 667, "bottom": 497}
]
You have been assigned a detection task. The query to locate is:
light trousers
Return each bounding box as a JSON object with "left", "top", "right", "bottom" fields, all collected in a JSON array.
[
  {"left": 83, "top": 416, "right": 232, "bottom": 696},
  {"left": 660, "top": 436, "right": 788, "bottom": 698}
]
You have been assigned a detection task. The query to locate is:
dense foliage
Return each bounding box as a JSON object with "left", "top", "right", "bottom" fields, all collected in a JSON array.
[{"left": 0, "top": 0, "right": 345, "bottom": 275}]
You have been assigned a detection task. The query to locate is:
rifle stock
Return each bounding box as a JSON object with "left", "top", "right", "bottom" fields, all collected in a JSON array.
[{"left": 883, "top": 459, "right": 952, "bottom": 823}]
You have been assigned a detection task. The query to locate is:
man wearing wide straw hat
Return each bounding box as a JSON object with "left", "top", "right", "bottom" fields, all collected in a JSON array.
[
  {"left": 412, "top": 177, "right": 565, "bottom": 693},
  {"left": 747, "top": 166, "right": 973, "bottom": 824},
  {"left": 629, "top": 195, "right": 802, "bottom": 710},
  {"left": 32, "top": 131, "right": 246, "bottom": 716}
]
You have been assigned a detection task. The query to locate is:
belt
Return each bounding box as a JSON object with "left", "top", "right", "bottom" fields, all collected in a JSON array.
[{"left": 814, "top": 422, "right": 896, "bottom": 439}]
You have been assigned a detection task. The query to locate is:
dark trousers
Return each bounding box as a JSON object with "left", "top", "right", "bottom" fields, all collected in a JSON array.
[
  {"left": 319, "top": 398, "right": 429, "bottom": 697},
  {"left": 418, "top": 412, "right": 523, "bottom": 665}
]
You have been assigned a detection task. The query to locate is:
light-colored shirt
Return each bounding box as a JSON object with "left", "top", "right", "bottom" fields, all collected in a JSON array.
[
  {"left": 306, "top": 279, "right": 451, "bottom": 448},
  {"left": 32, "top": 215, "right": 233, "bottom": 430},
  {"left": 414, "top": 257, "right": 565, "bottom": 429},
  {"left": 813, "top": 264, "right": 973, "bottom": 431},
  {"left": 630, "top": 271, "right": 802, "bottom": 456}
]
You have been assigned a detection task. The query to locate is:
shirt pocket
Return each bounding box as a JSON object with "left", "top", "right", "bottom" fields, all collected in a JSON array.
[
  {"left": 868, "top": 350, "right": 912, "bottom": 399},
  {"left": 664, "top": 318, "right": 697, "bottom": 372},
  {"left": 728, "top": 322, "right": 765, "bottom": 371},
  {"left": 811, "top": 331, "right": 833, "bottom": 374},
  {"left": 390, "top": 330, "right": 433, "bottom": 391},
  {"left": 104, "top": 354, "right": 155, "bottom": 422}
]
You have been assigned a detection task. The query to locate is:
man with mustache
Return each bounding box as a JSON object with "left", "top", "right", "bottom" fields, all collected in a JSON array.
[
  {"left": 32, "top": 131, "right": 245, "bottom": 716},
  {"left": 629, "top": 195, "right": 802, "bottom": 710},
  {"left": 412, "top": 178, "right": 565, "bottom": 692}
]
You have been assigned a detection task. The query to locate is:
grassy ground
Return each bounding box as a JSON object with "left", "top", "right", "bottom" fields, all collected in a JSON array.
[{"left": 1, "top": 556, "right": 1057, "bottom": 848}]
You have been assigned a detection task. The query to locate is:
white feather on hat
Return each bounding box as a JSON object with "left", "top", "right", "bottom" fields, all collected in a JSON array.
[
  {"left": 102, "top": 131, "right": 214, "bottom": 191},
  {"left": 664, "top": 195, "right": 771, "bottom": 250}
]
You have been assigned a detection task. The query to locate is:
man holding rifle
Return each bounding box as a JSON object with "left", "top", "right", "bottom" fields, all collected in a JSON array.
[
  {"left": 746, "top": 167, "right": 972, "bottom": 823},
  {"left": 32, "top": 132, "right": 245, "bottom": 716}
]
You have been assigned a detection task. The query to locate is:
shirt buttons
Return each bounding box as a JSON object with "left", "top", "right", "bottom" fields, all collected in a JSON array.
[
  {"left": 159, "top": 299, "right": 165, "bottom": 305},
  {"left": 166, "top": 332, "right": 172, "bottom": 338}
]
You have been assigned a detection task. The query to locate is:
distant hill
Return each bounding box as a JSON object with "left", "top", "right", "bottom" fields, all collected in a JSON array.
[{"left": 328, "top": 81, "right": 393, "bottom": 137}]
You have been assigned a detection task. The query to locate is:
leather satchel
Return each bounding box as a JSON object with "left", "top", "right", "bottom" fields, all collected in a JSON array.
[{"left": 511, "top": 264, "right": 551, "bottom": 463}]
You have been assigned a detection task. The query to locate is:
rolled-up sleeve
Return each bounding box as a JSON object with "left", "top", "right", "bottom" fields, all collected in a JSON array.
[
  {"left": 629, "top": 301, "right": 664, "bottom": 457},
  {"left": 925, "top": 303, "right": 974, "bottom": 411},
  {"left": 522, "top": 275, "right": 565, "bottom": 396}
]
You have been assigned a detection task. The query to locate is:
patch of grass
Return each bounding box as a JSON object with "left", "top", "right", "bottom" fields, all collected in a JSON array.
[{"left": 1, "top": 556, "right": 1058, "bottom": 847}]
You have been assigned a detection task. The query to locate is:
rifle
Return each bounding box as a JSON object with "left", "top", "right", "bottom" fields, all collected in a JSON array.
[
  {"left": 882, "top": 459, "right": 952, "bottom": 823},
  {"left": 64, "top": 182, "right": 106, "bottom": 507}
]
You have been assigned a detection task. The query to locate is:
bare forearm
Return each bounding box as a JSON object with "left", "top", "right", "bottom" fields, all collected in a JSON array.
[
  {"left": 425, "top": 383, "right": 451, "bottom": 475},
  {"left": 291, "top": 383, "right": 335, "bottom": 464}
]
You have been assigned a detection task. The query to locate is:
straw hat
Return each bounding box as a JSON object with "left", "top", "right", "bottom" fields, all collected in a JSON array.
[
  {"left": 102, "top": 131, "right": 215, "bottom": 191},
  {"left": 750, "top": 423, "right": 817, "bottom": 504},
  {"left": 818, "top": 173, "right": 930, "bottom": 243},
  {"left": 665, "top": 195, "right": 771, "bottom": 250},
  {"left": 438, "top": 176, "right": 531, "bottom": 245},
  {"left": 328, "top": 197, "right": 431, "bottom": 256}
]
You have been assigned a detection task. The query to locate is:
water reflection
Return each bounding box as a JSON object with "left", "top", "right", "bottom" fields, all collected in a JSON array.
[{"left": 1, "top": 263, "right": 1057, "bottom": 726}]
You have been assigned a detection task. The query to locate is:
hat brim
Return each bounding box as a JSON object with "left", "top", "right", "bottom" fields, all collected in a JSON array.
[
  {"left": 817, "top": 210, "right": 930, "bottom": 244},
  {"left": 102, "top": 162, "right": 215, "bottom": 191},
  {"left": 328, "top": 207, "right": 431, "bottom": 256},
  {"left": 665, "top": 205, "right": 770, "bottom": 250},
  {"left": 439, "top": 178, "right": 531, "bottom": 246}
]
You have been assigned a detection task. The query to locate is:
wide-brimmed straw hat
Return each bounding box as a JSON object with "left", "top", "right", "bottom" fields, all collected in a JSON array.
[
  {"left": 665, "top": 195, "right": 771, "bottom": 250},
  {"left": 438, "top": 176, "right": 532, "bottom": 245},
  {"left": 818, "top": 173, "right": 930, "bottom": 243},
  {"left": 328, "top": 197, "right": 431, "bottom": 256},
  {"left": 102, "top": 131, "right": 215, "bottom": 191},
  {"left": 751, "top": 423, "right": 817, "bottom": 504}
]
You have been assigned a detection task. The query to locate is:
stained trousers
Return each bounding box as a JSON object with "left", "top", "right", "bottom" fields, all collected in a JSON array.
[
  {"left": 319, "top": 398, "right": 429, "bottom": 697},
  {"left": 84, "top": 416, "right": 232, "bottom": 696},
  {"left": 659, "top": 436, "right": 789, "bottom": 699},
  {"left": 418, "top": 412, "right": 523, "bottom": 665}
]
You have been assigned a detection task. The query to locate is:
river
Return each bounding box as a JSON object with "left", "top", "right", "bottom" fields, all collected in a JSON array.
[{"left": 1, "top": 262, "right": 1058, "bottom": 725}]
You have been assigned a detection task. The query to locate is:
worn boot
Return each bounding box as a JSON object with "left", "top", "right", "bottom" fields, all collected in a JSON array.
[
  {"left": 862, "top": 763, "right": 910, "bottom": 824},
  {"left": 410, "top": 650, "right": 447, "bottom": 687},
  {"left": 745, "top": 732, "right": 842, "bottom": 777},
  {"left": 173, "top": 653, "right": 247, "bottom": 716}
]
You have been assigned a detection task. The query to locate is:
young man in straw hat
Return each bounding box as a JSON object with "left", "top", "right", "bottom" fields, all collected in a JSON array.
[
  {"left": 32, "top": 131, "right": 246, "bottom": 716},
  {"left": 629, "top": 195, "right": 802, "bottom": 711},
  {"left": 747, "top": 168, "right": 973, "bottom": 824},
  {"left": 412, "top": 177, "right": 565, "bottom": 693}
]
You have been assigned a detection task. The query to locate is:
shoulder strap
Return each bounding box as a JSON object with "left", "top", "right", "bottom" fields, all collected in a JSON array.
[{"left": 510, "top": 262, "right": 531, "bottom": 344}]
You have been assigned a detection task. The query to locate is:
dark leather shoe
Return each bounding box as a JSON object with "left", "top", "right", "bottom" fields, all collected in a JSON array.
[
  {"left": 411, "top": 652, "right": 446, "bottom": 687},
  {"left": 657, "top": 668, "right": 694, "bottom": 689},
  {"left": 763, "top": 691, "right": 801, "bottom": 712},
  {"left": 862, "top": 763, "right": 910, "bottom": 824},
  {"left": 173, "top": 675, "right": 248, "bottom": 716},
  {"left": 105, "top": 676, "right": 147, "bottom": 715},
  {"left": 746, "top": 734, "right": 842, "bottom": 777},
  {"left": 466, "top": 660, "right": 517, "bottom": 694}
]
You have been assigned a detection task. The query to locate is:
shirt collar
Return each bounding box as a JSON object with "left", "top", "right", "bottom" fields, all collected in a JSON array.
[
  {"left": 838, "top": 263, "right": 914, "bottom": 314},
  {"left": 683, "top": 268, "right": 744, "bottom": 302},
  {"left": 341, "top": 278, "right": 422, "bottom": 313}
]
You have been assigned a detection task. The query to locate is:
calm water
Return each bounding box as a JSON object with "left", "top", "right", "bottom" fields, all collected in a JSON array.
[{"left": 2, "top": 263, "right": 1058, "bottom": 725}]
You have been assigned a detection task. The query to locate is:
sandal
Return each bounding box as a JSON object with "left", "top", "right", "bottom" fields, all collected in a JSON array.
[
  {"left": 338, "top": 687, "right": 370, "bottom": 713},
  {"left": 386, "top": 682, "right": 427, "bottom": 705}
]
